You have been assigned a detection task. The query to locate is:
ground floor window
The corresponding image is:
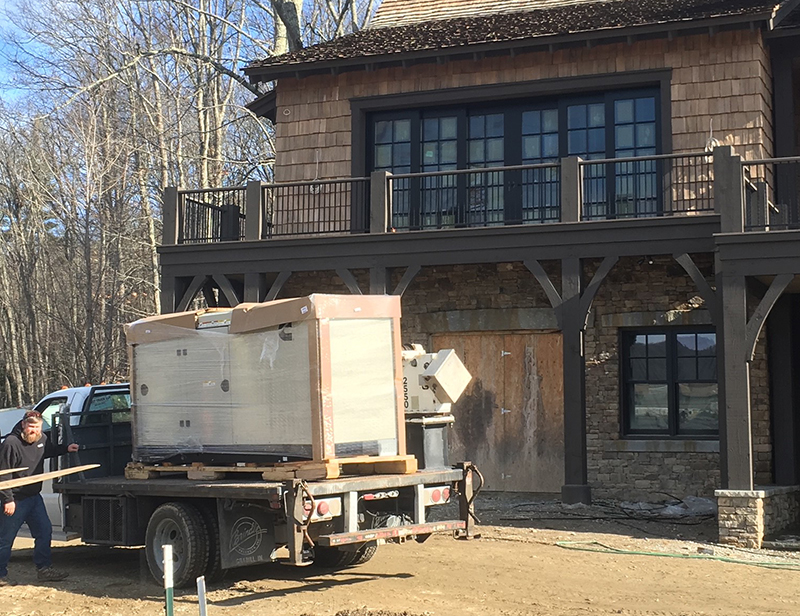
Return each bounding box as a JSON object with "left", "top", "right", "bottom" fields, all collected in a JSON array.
[{"left": 621, "top": 328, "right": 718, "bottom": 437}]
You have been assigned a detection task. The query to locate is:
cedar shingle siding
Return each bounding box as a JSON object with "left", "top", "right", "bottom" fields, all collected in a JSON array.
[{"left": 272, "top": 30, "right": 772, "bottom": 182}]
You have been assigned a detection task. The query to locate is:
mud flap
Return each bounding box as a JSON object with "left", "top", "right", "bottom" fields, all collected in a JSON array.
[{"left": 218, "top": 500, "right": 277, "bottom": 570}]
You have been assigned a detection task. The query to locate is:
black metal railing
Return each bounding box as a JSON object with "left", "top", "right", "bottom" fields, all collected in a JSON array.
[
  {"left": 580, "top": 152, "right": 714, "bottom": 220},
  {"left": 263, "top": 177, "right": 370, "bottom": 238},
  {"left": 171, "top": 152, "right": 725, "bottom": 243},
  {"left": 387, "top": 162, "right": 561, "bottom": 231},
  {"left": 178, "top": 187, "right": 246, "bottom": 244},
  {"left": 742, "top": 157, "right": 800, "bottom": 231}
]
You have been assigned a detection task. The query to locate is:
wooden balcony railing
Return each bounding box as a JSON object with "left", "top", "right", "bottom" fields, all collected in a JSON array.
[{"left": 160, "top": 148, "right": 798, "bottom": 245}]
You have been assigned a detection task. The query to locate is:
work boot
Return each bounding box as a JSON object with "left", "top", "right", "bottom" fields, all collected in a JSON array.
[
  {"left": 0, "top": 577, "right": 16, "bottom": 586},
  {"left": 37, "top": 567, "right": 68, "bottom": 582}
]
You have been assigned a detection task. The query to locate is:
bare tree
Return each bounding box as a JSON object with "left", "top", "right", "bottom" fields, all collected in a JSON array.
[{"left": 0, "top": 0, "right": 381, "bottom": 404}]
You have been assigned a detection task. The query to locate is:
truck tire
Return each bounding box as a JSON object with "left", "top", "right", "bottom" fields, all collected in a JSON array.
[
  {"left": 198, "top": 505, "right": 226, "bottom": 583},
  {"left": 311, "top": 545, "right": 358, "bottom": 569},
  {"left": 145, "top": 502, "right": 209, "bottom": 588},
  {"left": 352, "top": 541, "right": 378, "bottom": 565}
]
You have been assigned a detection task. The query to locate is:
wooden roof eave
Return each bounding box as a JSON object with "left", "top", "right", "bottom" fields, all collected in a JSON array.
[
  {"left": 245, "top": 89, "right": 277, "bottom": 122},
  {"left": 243, "top": 11, "right": 775, "bottom": 84},
  {"left": 771, "top": 0, "right": 800, "bottom": 28}
]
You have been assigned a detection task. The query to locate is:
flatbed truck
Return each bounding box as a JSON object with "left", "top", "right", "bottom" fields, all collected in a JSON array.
[{"left": 43, "top": 386, "right": 480, "bottom": 587}]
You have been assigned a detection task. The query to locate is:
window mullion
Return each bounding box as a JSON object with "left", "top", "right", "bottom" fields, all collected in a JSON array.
[
  {"left": 667, "top": 332, "right": 678, "bottom": 436},
  {"left": 456, "top": 109, "right": 468, "bottom": 225},
  {"left": 604, "top": 93, "right": 616, "bottom": 219},
  {"left": 409, "top": 112, "right": 422, "bottom": 229}
]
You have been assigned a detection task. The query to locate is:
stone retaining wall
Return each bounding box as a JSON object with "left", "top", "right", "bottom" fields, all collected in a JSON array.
[{"left": 716, "top": 486, "right": 800, "bottom": 548}]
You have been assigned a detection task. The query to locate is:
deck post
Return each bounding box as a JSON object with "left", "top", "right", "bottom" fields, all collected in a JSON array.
[
  {"left": 560, "top": 257, "right": 590, "bottom": 504},
  {"left": 245, "top": 181, "right": 263, "bottom": 241},
  {"left": 162, "top": 187, "right": 179, "bottom": 245},
  {"left": 713, "top": 146, "right": 744, "bottom": 233},
  {"left": 560, "top": 156, "right": 582, "bottom": 223},
  {"left": 370, "top": 171, "right": 391, "bottom": 233}
]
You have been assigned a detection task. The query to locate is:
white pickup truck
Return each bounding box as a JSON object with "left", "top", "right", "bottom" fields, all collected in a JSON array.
[{"left": 0, "top": 384, "right": 131, "bottom": 539}]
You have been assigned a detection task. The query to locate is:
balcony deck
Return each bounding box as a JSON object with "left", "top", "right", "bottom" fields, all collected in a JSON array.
[{"left": 158, "top": 149, "right": 800, "bottom": 303}]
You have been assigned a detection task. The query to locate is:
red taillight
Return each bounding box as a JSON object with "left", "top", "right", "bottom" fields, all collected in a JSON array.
[
  {"left": 303, "top": 501, "right": 313, "bottom": 514},
  {"left": 431, "top": 489, "right": 441, "bottom": 503},
  {"left": 442, "top": 488, "right": 450, "bottom": 501},
  {"left": 317, "top": 501, "right": 330, "bottom": 516}
]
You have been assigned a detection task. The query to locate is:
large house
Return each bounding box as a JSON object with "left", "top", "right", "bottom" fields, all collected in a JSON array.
[{"left": 158, "top": 0, "right": 800, "bottom": 547}]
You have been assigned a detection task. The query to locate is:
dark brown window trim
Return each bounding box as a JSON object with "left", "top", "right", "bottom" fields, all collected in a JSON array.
[
  {"left": 619, "top": 325, "right": 719, "bottom": 439},
  {"left": 351, "top": 69, "right": 672, "bottom": 177}
]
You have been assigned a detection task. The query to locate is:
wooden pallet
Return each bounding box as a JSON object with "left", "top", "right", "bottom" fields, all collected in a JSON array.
[
  {"left": 125, "top": 455, "right": 418, "bottom": 481},
  {"left": 125, "top": 462, "right": 265, "bottom": 480},
  {"left": 260, "top": 455, "right": 418, "bottom": 481}
]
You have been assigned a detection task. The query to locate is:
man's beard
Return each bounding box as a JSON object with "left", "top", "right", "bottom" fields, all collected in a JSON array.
[{"left": 21, "top": 430, "right": 39, "bottom": 444}]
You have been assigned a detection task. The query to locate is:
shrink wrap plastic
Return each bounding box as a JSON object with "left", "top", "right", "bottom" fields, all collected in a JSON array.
[{"left": 127, "top": 295, "right": 401, "bottom": 463}]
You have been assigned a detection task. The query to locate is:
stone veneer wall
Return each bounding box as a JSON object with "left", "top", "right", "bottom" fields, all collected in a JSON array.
[
  {"left": 273, "top": 29, "right": 773, "bottom": 183},
  {"left": 276, "top": 255, "right": 772, "bottom": 500},
  {"left": 717, "top": 487, "right": 800, "bottom": 548}
]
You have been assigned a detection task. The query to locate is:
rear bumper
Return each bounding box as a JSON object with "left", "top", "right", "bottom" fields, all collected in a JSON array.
[{"left": 316, "top": 520, "right": 466, "bottom": 546}]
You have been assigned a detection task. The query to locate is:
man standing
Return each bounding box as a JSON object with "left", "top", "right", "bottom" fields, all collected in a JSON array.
[{"left": 0, "top": 410, "right": 78, "bottom": 585}]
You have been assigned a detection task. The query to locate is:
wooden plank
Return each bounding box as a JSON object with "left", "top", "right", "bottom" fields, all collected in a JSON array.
[
  {"left": 499, "top": 333, "right": 565, "bottom": 492},
  {"left": 186, "top": 468, "right": 226, "bottom": 480},
  {"left": 124, "top": 464, "right": 158, "bottom": 480},
  {"left": 343, "top": 458, "right": 418, "bottom": 476},
  {"left": 261, "top": 462, "right": 334, "bottom": 481},
  {"left": 0, "top": 467, "right": 27, "bottom": 477},
  {"left": 317, "top": 319, "right": 337, "bottom": 459},
  {"left": 432, "top": 333, "right": 505, "bottom": 490},
  {"left": 0, "top": 464, "right": 99, "bottom": 490}
]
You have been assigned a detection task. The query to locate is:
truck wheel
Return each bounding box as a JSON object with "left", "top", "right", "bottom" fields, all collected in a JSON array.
[
  {"left": 352, "top": 541, "right": 377, "bottom": 565},
  {"left": 312, "top": 545, "right": 358, "bottom": 569},
  {"left": 198, "top": 505, "right": 226, "bottom": 583},
  {"left": 145, "top": 502, "right": 209, "bottom": 588}
]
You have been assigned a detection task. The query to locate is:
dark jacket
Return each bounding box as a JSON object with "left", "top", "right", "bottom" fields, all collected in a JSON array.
[{"left": 0, "top": 421, "right": 68, "bottom": 503}]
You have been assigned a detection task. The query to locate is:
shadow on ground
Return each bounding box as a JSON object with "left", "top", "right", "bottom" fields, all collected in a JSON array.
[{"left": 7, "top": 542, "right": 413, "bottom": 603}]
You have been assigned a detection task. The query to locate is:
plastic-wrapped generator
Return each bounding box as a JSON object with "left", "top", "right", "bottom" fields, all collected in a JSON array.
[{"left": 125, "top": 294, "right": 405, "bottom": 464}]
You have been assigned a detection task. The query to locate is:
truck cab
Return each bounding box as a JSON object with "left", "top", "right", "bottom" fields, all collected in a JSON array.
[{"left": 2, "top": 384, "right": 132, "bottom": 538}]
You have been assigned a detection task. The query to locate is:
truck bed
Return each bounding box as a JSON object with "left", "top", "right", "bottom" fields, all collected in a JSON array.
[{"left": 55, "top": 467, "right": 466, "bottom": 499}]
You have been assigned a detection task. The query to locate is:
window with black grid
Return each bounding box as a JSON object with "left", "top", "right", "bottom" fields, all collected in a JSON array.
[{"left": 621, "top": 328, "right": 718, "bottom": 437}]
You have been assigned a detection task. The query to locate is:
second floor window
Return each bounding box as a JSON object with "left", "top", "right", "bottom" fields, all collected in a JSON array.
[{"left": 369, "top": 87, "right": 660, "bottom": 230}]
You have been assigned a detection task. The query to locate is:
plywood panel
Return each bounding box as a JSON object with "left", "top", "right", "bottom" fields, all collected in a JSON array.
[
  {"left": 432, "top": 333, "right": 506, "bottom": 489},
  {"left": 433, "top": 331, "right": 564, "bottom": 492},
  {"left": 500, "top": 333, "right": 564, "bottom": 492}
]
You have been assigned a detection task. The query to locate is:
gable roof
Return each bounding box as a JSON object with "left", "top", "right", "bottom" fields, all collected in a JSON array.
[{"left": 246, "top": 0, "right": 787, "bottom": 83}]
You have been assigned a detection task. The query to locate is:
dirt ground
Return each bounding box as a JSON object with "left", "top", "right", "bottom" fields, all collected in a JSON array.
[{"left": 1, "top": 494, "right": 799, "bottom": 616}]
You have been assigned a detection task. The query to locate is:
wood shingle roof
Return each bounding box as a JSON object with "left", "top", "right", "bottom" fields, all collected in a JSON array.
[
  {"left": 370, "top": 0, "right": 622, "bottom": 30},
  {"left": 245, "top": 0, "right": 790, "bottom": 81}
]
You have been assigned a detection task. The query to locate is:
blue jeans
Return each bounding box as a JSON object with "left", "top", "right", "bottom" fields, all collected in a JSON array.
[{"left": 0, "top": 494, "right": 52, "bottom": 577}]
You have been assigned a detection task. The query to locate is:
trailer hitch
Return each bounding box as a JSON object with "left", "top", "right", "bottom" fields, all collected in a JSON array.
[
  {"left": 454, "top": 462, "right": 483, "bottom": 539},
  {"left": 285, "top": 479, "right": 316, "bottom": 565}
]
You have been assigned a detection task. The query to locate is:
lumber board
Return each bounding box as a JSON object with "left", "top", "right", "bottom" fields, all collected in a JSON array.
[{"left": 0, "top": 464, "right": 99, "bottom": 490}]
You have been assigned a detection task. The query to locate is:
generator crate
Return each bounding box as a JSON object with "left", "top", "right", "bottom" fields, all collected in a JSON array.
[{"left": 125, "top": 294, "right": 405, "bottom": 464}]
